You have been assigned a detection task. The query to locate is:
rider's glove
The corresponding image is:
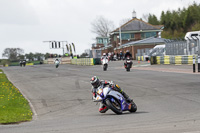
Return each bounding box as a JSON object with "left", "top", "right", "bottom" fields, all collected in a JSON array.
[{"left": 109, "top": 81, "right": 115, "bottom": 88}]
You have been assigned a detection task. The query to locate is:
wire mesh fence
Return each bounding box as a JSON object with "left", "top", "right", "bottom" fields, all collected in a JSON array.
[{"left": 136, "top": 38, "right": 200, "bottom": 57}]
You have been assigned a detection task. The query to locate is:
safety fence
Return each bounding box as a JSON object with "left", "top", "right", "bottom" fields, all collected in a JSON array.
[{"left": 150, "top": 55, "right": 198, "bottom": 65}]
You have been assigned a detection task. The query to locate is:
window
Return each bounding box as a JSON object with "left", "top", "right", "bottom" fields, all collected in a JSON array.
[
  {"left": 97, "top": 38, "right": 103, "bottom": 44},
  {"left": 131, "top": 33, "right": 135, "bottom": 39},
  {"left": 141, "top": 32, "right": 156, "bottom": 39},
  {"left": 103, "top": 39, "right": 108, "bottom": 44},
  {"left": 121, "top": 33, "right": 130, "bottom": 40}
]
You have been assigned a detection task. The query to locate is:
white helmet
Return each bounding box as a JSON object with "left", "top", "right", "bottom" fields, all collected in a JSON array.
[{"left": 103, "top": 53, "right": 106, "bottom": 56}]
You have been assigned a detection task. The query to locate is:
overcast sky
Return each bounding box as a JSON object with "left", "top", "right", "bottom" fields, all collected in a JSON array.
[{"left": 0, "top": 0, "right": 199, "bottom": 58}]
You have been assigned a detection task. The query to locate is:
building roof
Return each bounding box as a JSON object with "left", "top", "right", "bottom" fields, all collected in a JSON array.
[
  {"left": 115, "top": 37, "right": 165, "bottom": 49},
  {"left": 96, "top": 37, "right": 109, "bottom": 39},
  {"left": 112, "top": 18, "right": 163, "bottom": 33}
]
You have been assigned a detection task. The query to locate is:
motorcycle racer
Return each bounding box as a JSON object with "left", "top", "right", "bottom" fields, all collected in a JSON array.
[
  {"left": 90, "top": 76, "right": 133, "bottom": 113},
  {"left": 124, "top": 50, "right": 133, "bottom": 68},
  {"left": 101, "top": 53, "right": 109, "bottom": 60}
]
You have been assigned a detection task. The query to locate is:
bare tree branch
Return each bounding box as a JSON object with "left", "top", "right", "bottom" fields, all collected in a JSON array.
[{"left": 91, "top": 16, "right": 115, "bottom": 37}]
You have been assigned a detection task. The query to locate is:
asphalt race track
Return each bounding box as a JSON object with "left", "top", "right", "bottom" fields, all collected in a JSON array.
[{"left": 1, "top": 61, "right": 200, "bottom": 133}]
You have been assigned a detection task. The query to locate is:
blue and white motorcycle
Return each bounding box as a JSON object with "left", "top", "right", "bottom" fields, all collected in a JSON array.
[{"left": 93, "top": 85, "right": 137, "bottom": 114}]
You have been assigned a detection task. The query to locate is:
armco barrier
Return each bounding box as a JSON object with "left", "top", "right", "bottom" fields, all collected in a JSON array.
[
  {"left": 164, "top": 56, "right": 170, "bottom": 65},
  {"left": 175, "top": 56, "right": 182, "bottom": 65},
  {"left": 137, "top": 56, "right": 144, "bottom": 61},
  {"left": 71, "top": 58, "right": 94, "bottom": 65},
  {"left": 156, "top": 56, "right": 161, "bottom": 64},
  {"left": 150, "top": 55, "right": 198, "bottom": 65}
]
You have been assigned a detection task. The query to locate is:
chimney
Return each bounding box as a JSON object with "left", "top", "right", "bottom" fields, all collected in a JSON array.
[{"left": 132, "top": 10, "right": 136, "bottom": 19}]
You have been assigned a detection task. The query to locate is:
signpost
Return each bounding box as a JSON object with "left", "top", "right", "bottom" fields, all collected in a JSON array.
[{"left": 43, "top": 41, "right": 68, "bottom": 56}]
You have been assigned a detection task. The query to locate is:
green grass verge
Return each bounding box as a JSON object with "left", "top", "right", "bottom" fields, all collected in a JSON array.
[{"left": 0, "top": 69, "right": 33, "bottom": 124}]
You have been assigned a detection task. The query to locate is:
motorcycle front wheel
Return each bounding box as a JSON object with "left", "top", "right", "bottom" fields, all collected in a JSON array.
[
  {"left": 126, "top": 64, "right": 130, "bottom": 71},
  {"left": 103, "top": 64, "right": 107, "bottom": 71},
  {"left": 106, "top": 98, "right": 122, "bottom": 114},
  {"left": 129, "top": 101, "right": 137, "bottom": 112}
]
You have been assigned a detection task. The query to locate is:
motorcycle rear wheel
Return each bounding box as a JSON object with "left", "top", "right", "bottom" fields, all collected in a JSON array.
[{"left": 106, "top": 98, "right": 122, "bottom": 114}]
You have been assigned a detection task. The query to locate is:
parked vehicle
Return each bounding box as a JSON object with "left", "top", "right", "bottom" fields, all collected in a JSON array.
[
  {"left": 93, "top": 84, "right": 137, "bottom": 114},
  {"left": 185, "top": 31, "right": 200, "bottom": 40}
]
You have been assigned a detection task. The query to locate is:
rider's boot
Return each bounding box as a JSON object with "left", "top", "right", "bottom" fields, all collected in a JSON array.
[
  {"left": 99, "top": 103, "right": 108, "bottom": 113},
  {"left": 121, "top": 91, "right": 133, "bottom": 103}
]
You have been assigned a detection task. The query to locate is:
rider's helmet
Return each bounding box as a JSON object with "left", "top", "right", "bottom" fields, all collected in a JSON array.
[
  {"left": 90, "top": 76, "right": 100, "bottom": 88},
  {"left": 126, "top": 50, "right": 129, "bottom": 53},
  {"left": 103, "top": 53, "right": 106, "bottom": 56}
]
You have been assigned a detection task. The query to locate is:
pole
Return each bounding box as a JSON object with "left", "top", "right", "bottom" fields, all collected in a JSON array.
[
  {"left": 193, "top": 55, "right": 196, "bottom": 73},
  {"left": 62, "top": 42, "right": 65, "bottom": 57},
  {"left": 197, "top": 37, "right": 200, "bottom": 72},
  {"left": 119, "top": 26, "right": 122, "bottom": 46},
  {"left": 198, "top": 56, "right": 200, "bottom": 72}
]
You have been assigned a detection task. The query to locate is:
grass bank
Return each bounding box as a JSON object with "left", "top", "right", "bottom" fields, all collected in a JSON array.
[{"left": 0, "top": 69, "right": 32, "bottom": 124}]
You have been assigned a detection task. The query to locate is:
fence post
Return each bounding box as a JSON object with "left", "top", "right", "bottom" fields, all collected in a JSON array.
[
  {"left": 193, "top": 55, "right": 196, "bottom": 73},
  {"left": 198, "top": 56, "right": 200, "bottom": 72}
]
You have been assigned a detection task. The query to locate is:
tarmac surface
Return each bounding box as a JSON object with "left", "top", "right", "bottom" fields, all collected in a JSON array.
[{"left": 1, "top": 61, "right": 200, "bottom": 133}]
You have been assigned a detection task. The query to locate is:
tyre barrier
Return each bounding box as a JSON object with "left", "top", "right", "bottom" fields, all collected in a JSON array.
[{"left": 150, "top": 55, "right": 198, "bottom": 65}]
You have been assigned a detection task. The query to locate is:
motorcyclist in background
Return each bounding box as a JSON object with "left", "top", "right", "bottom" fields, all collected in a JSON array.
[
  {"left": 54, "top": 58, "right": 60, "bottom": 66},
  {"left": 54, "top": 58, "right": 60, "bottom": 63},
  {"left": 101, "top": 53, "right": 109, "bottom": 60},
  {"left": 124, "top": 50, "right": 133, "bottom": 68},
  {"left": 90, "top": 76, "right": 133, "bottom": 113},
  {"left": 124, "top": 50, "right": 132, "bottom": 59}
]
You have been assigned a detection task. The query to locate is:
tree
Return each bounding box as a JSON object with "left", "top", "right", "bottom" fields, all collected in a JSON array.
[
  {"left": 148, "top": 14, "right": 159, "bottom": 25},
  {"left": 44, "top": 53, "right": 50, "bottom": 59},
  {"left": 2, "top": 48, "right": 24, "bottom": 61},
  {"left": 80, "top": 53, "right": 88, "bottom": 58},
  {"left": 91, "top": 16, "right": 115, "bottom": 37},
  {"left": 34, "top": 53, "right": 44, "bottom": 61},
  {"left": 191, "top": 22, "right": 200, "bottom": 31},
  {"left": 25, "top": 52, "right": 34, "bottom": 61}
]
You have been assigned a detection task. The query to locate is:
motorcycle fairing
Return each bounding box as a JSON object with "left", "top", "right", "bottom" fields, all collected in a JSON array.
[{"left": 107, "top": 90, "right": 130, "bottom": 111}]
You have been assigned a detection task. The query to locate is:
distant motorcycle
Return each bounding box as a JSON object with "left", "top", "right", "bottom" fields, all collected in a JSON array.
[
  {"left": 93, "top": 85, "right": 137, "bottom": 114},
  {"left": 101, "top": 58, "right": 109, "bottom": 71},
  {"left": 124, "top": 57, "right": 132, "bottom": 72},
  {"left": 19, "top": 61, "right": 23, "bottom": 67},
  {"left": 55, "top": 60, "right": 60, "bottom": 68},
  {"left": 19, "top": 60, "right": 26, "bottom": 67},
  {"left": 22, "top": 60, "right": 26, "bottom": 67}
]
